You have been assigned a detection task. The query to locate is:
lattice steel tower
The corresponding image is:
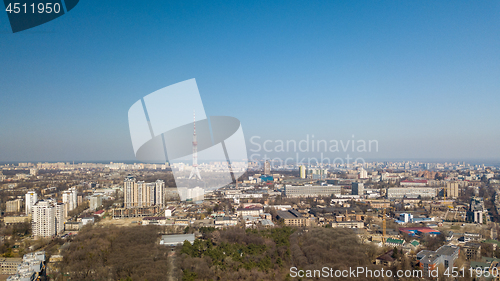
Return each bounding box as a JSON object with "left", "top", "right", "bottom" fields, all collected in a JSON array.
[{"left": 189, "top": 111, "right": 202, "bottom": 180}]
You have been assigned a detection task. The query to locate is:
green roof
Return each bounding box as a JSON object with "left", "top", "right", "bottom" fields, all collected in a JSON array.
[
  {"left": 483, "top": 257, "right": 500, "bottom": 263},
  {"left": 482, "top": 240, "right": 500, "bottom": 245},
  {"left": 410, "top": 240, "right": 420, "bottom": 246},
  {"left": 471, "top": 261, "right": 490, "bottom": 269},
  {"left": 386, "top": 238, "right": 405, "bottom": 245}
]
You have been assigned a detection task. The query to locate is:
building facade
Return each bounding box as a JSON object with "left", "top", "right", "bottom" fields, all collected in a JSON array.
[
  {"left": 124, "top": 176, "right": 165, "bottom": 208},
  {"left": 31, "top": 200, "right": 65, "bottom": 238},
  {"left": 352, "top": 182, "right": 364, "bottom": 195},
  {"left": 6, "top": 199, "right": 22, "bottom": 213},
  {"left": 284, "top": 185, "right": 341, "bottom": 198},
  {"left": 386, "top": 187, "right": 437, "bottom": 199}
]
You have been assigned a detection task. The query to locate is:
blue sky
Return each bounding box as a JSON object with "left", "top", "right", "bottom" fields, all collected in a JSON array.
[{"left": 0, "top": 1, "right": 499, "bottom": 162}]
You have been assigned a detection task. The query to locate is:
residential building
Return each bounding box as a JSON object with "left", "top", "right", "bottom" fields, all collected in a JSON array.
[
  {"left": 124, "top": 176, "right": 165, "bottom": 208},
  {"left": 31, "top": 200, "right": 65, "bottom": 238},
  {"left": 62, "top": 187, "right": 78, "bottom": 212},
  {"left": 0, "top": 258, "right": 22, "bottom": 275},
  {"left": 6, "top": 199, "right": 22, "bottom": 213},
  {"left": 236, "top": 205, "right": 263, "bottom": 217},
  {"left": 89, "top": 195, "right": 102, "bottom": 211},
  {"left": 446, "top": 182, "right": 459, "bottom": 198},
  {"left": 299, "top": 165, "right": 306, "bottom": 179},
  {"left": 25, "top": 191, "right": 37, "bottom": 215},
  {"left": 177, "top": 186, "right": 204, "bottom": 202},
  {"left": 264, "top": 161, "right": 271, "bottom": 175},
  {"left": 352, "top": 182, "right": 364, "bottom": 195}
]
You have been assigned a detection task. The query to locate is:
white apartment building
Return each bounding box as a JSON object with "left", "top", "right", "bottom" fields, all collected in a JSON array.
[
  {"left": 177, "top": 187, "right": 204, "bottom": 202},
  {"left": 62, "top": 187, "right": 78, "bottom": 212},
  {"left": 31, "top": 200, "right": 65, "bottom": 238},
  {"left": 25, "top": 191, "right": 37, "bottom": 215},
  {"left": 89, "top": 195, "right": 102, "bottom": 211}
]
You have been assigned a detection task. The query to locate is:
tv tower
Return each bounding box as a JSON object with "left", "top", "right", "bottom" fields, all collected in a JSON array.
[{"left": 189, "top": 110, "right": 202, "bottom": 180}]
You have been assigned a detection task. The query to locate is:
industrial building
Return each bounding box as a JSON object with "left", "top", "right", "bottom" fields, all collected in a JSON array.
[
  {"left": 386, "top": 187, "right": 437, "bottom": 199},
  {"left": 284, "top": 185, "right": 341, "bottom": 198}
]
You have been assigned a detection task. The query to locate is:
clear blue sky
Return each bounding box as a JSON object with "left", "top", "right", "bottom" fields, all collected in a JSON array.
[{"left": 0, "top": 1, "right": 499, "bottom": 162}]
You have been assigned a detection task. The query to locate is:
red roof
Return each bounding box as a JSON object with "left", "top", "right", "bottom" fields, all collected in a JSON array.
[
  {"left": 94, "top": 210, "right": 105, "bottom": 215},
  {"left": 401, "top": 180, "right": 428, "bottom": 183}
]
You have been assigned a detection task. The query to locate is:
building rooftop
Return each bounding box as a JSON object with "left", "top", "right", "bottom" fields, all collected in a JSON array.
[{"left": 160, "top": 234, "right": 195, "bottom": 246}]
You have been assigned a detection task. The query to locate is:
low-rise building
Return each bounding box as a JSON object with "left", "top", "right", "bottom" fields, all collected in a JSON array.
[
  {"left": 387, "top": 187, "right": 437, "bottom": 199},
  {"left": 284, "top": 185, "right": 341, "bottom": 198},
  {"left": 463, "top": 242, "right": 481, "bottom": 260},
  {"left": 417, "top": 245, "right": 459, "bottom": 274},
  {"left": 276, "top": 210, "right": 308, "bottom": 227},
  {"left": 160, "top": 234, "right": 195, "bottom": 246},
  {"left": 236, "top": 205, "right": 263, "bottom": 217},
  {"left": 0, "top": 258, "right": 22, "bottom": 275},
  {"left": 6, "top": 199, "right": 22, "bottom": 213}
]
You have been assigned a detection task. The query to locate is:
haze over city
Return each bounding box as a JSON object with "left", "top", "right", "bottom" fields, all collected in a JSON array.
[{"left": 1, "top": 1, "right": 499, "bottom": 162}]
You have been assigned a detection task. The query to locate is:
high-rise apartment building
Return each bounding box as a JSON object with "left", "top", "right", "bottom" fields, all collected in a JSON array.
[
  {"left": 446, "top": 182, "right": 459, "bottom": 198},
  {"left": 31, "top": 200, "right": 65, "bottom": 238},
  {"left": 89, "top": 195, "right": 102, "bottom": 211},
  {"left": 352, "top": 182, "right": 364, "bottom": 195},
  {"left": 62, "top": 187, "right": 78, "bottom": 212},
  {"left": 124, "top": 176, "right": 165, "bottom": 208},
  {"left": 299, "top": 165, "right": 306, "bottom": 179},
  {"left": 25, "top": 191, "right": 37, "bottom": 215},
  {"left": 264, "top": 161, "right": 271, "bottom": 175}
]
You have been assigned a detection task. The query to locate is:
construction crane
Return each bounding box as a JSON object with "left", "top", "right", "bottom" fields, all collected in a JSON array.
[{"left": 382, "top": 208, "right": 387, "bottom": 243}]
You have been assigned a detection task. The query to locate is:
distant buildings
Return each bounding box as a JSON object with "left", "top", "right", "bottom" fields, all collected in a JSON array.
[
  {"left": 400, "top": 180, "right": 428, "bottom": 187},
  {"left": 25, "top": 191, "right": 37, "bottom": 216},
  {"left": 358, "top": 168, "right": 368, "bottom": 179},
  {"left": 284, "top": 185, "right": 341, "bottom": 198},
  {"left": 124, "top": 176, "right": 165, "bottom": 208},
  {"left": 6, "top": 199, "right": 22, "bottom": 213},
  {"left": 352, "top": 182, "right": 364, "bottom": 196},
  {"left": 264, "top": 161, "right": 271, "bottom": 175},
  {"left": 31, "top": 200, "right": 65, "bottom": 238},
  {"left": 29, "top": 168, "right": 38, "bottom": 176},
  {"left": 177, "top": 186, "right": 204, "bottom": 202}
]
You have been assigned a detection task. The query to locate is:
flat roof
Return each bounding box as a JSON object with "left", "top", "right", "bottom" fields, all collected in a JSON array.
[{"left": 161, "top": 234, "right": 195, "bottom": 245}]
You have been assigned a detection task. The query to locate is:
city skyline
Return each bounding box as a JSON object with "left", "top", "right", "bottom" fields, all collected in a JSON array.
[{"left": 1, "top": 1, "right": 499, "bottom": 162}]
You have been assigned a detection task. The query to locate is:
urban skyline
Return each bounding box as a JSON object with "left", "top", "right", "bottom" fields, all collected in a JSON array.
[{"left": 1, "top": 1, "right": 499, "bottom": 162}]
